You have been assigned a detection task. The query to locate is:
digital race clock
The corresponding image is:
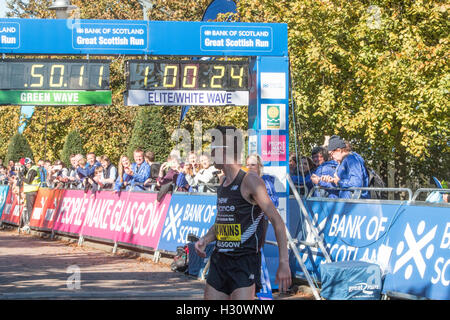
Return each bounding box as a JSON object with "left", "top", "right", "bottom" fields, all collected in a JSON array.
[
  {"left": 125, "top": 59, "right": 250, "bottom": 106},
  {"left": 0, "top": 59, "right": 111, "bottom": 105},
  {"left": 126, "top": 59, "right": 249, "bottom": 91},
  {"left": 0, "top": 59, "right": 110, "bottom": 90}
]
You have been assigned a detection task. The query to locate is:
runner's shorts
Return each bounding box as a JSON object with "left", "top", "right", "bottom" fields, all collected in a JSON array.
[{"left": 206, "top": 251, "right": 261, "bottom": 295}]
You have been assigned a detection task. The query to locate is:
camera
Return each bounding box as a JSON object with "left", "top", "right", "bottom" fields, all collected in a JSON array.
[{"left": 14, "top": 164, "right": 25, "bottom": 173}]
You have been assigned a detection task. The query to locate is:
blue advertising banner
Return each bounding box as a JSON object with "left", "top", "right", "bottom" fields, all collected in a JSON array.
[
  {"left": 157, "top": 193, "right": 217, "bottom": 253},
  {"left": 0, "top": 185, "right": 9, "bottom": 220},
  {"left": 0, "top": 18, "right": 288, "bottom": 57},
  {"left": 288, "top": 199, "right": 450, "bottom": 300}
]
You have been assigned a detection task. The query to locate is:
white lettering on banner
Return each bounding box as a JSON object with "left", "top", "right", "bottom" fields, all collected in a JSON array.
[
  {"left": 440, "top": 223, "right": 450, "bottom": 249},
  {"left": 4, "top": 204, "right": 11, "bottom": 215},
  {"left": 133, "top": 202, "right": 146, "bottom": 235},
  {"left": 13, "top": 204, "right": 20, "bottom": 216},
  {"left": 329, "top": 214, "right": 366, "bottom": 239},
  {"left": 329, "top": 243, "right": 359, "bottom": 261},
  {"left": 431, "top": 258, "right": 450, "bottom": 286},
  {"left": 31, "top": 196, "right": 47, "bottom": 220},
  {"left": 0, "top": 26, "right": 16, "bottom": 33},
  {"left": 203, "top": 205, "right": 216, "bottom": 224},
  {"left": 127, "top": 90, "right": 249, "bottom": 106},
  {"left": 183, "top": 204, "right": 205, "bottom": 223},
  {"left": 366, "top": 216, "right": 388, "bottom": 241},
  {"left": 109, "top": 200, "right": 124, "bottom": 231},
  {"left": 1, "top": 35, "right": 16, "bottom": 44}
]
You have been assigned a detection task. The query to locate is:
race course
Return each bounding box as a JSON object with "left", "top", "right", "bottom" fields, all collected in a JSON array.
[{"left": 0, "top": 228, "right": 310, "bottom": 300}]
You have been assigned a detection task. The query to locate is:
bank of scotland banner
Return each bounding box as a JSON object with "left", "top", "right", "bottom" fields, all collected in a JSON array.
[
  {"left": 157, "top": 193, "right": 217, "bottom": 252},
  {"left": 290, "top": 199, "right": 450, "bottom": 300}
]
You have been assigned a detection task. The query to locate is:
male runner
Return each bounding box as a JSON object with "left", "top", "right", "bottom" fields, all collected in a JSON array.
[{"left": 195, "top": 126, "right": 291, "bottom": 300}]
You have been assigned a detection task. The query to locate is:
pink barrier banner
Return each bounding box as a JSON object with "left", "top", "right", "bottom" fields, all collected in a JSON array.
[{"left": 52, "top": 190, "right": 171, "bottom": 249}]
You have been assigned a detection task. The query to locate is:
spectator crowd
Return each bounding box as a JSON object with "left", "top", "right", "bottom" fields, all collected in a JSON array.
[{"left": 1, "top": 134, "right": 447, "bottom": 204}]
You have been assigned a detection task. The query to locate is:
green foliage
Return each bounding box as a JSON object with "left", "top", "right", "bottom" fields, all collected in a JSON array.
[
  {"left": 0, "top": 106, "right": 20, "bottom": 161},
  {"left": 236, "top": 0, "right": 450, "bottom": 187},
  {"left": 127, "top": 106, "right": 171, "bottom": 163},
  {"left": 1, "top": 0, "right": 447, "bottom": 188},
  {"left": 5, "top": 133, "right": 34, "bottom": 163},
  {"left": 61, "top": 130, "right": 85, "bottom": 166}
]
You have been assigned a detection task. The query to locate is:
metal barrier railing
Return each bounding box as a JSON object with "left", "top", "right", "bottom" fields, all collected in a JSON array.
[
  {"left": 306, "top": 185, "right": 413, "bottom": 201},
  {"left": 412, "top": 188, "right": 450, "bottom": 201}
]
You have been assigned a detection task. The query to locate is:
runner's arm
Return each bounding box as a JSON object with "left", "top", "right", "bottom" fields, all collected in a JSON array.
[{"left": 243, "top": 172, "right": 292, "bottom": 292}]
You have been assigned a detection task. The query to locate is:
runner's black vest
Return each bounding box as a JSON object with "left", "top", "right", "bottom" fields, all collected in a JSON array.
[{"left": 215, "top": 169, "right": 264, "bottom": 255}]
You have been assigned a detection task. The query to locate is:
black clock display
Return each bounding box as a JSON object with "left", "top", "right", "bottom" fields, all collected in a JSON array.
[
  {"left": 0, "top": 59, "right": 110, "bottom": 90},
  {"left": 126, "top": 59, "right": 249, "bottom": 91}
]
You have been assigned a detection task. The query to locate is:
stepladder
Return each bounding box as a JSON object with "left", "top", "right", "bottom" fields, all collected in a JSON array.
[{"left": 282, "top": 174, "right": 333, "bottom": 300}]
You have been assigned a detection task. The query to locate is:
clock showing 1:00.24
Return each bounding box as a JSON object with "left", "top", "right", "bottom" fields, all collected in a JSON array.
[
  {"left": 0, "top": 59, "right": 111, "bottom": 90},
  {"left": 126, "top": 59, "right": 249, "bottom": 91}
]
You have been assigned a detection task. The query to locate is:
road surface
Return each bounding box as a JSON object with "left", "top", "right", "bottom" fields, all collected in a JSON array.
[{"left": 0, "top": 227, "right": 312, "bottom": 300}]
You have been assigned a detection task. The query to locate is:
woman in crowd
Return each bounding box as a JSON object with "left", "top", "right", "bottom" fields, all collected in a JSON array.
[
  {"left": 290, "top": 155, "right": 316, "bottom": 192},
  {"left": 185, "top": 153, "right": 220, "bottom": 193},
  {"left": 114, "top": 155, "right": 133, "bottom": 193},
  {"left": 175, "top": 152, "right": 200, "bottom": 192},
  {"left": 246, "top": 153, "right": 278, "bottom": 207}
]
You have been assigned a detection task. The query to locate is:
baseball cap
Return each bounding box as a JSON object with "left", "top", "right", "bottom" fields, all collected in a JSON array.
[
  {"left": 327, "top": 135, "right": 347, "bottom": 152},
  {"left": 24, "top": 158, "right": 33, "bottom": 165}
]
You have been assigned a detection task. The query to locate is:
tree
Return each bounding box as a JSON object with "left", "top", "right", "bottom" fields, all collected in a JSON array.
[
  {"left": 234, "top": 0, "right": 449, "bottom": 189},
  {"left": 2, "top": 0, "right": 249, "bottom": 167},
  {"left": 5, "top": 133, "right": 34, "bottom": 163},
  {"left": 127, "top": 106, "right": 171, "bottom": 163},
  {"left": 61, "top": 130, "right": 85, "bottom": 166},
  {"left": 0, "top": 106, "right": 21, "bottom": 161}
]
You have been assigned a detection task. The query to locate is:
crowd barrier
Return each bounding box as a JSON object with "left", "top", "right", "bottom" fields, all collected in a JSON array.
[{"left": 0, "top": 186, "right": 448, "bottom": 300}]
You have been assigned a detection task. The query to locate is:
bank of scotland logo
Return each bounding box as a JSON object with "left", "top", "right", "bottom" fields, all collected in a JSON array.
[
  {"left": 162, "top": 204, "right": 183, "bottom": 241},
  {"left": 393, "top": 221, "right": 437, "bottom": 279}
]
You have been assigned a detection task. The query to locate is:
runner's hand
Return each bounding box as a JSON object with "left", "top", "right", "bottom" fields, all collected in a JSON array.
[
  {"left": 195, "top": 238, "right": 207, "bottom": 258},
  {"left": 275, "top": 261, "right": 292, "bottom": 293}
]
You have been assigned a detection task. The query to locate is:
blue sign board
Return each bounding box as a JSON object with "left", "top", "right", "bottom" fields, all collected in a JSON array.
[
  {"left": 0, "top": 18, "right": 288, "bottom": 57},
  {"left": 287, "top": 199, "right": 450, "bottom": 300},
  {"left": 0, "top": 185, "right": 9, "bottom": 220},
  {"left": 157, "top": 193, "right": 217, "bottom": 252}
]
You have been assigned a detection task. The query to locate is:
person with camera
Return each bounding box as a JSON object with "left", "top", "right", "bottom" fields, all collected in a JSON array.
[
  {"left": 157, "top": 154, "right": 181, "bottom": 188},
  {"left": 21, "top": 158, "right": 41, "bottom": 232},
  {"left": 48, "top": 160, "right": 69, "bottom": 189},
  {"left": 185, "top": 153, "right": 220, "bottom": 193}
]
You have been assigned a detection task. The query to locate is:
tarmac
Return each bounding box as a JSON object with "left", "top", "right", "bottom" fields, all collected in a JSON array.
[{"left": 0, "top": 226, "right": 313, "bottom": 300}]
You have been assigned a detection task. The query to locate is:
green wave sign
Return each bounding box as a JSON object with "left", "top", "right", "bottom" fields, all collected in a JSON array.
[{"left": 0, "top": 90, "right": 111, "bottom": 106}]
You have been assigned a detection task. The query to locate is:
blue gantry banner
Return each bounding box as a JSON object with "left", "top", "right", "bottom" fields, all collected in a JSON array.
[{"left": 0, "top": 18, "right": 288, "bottom": 57}]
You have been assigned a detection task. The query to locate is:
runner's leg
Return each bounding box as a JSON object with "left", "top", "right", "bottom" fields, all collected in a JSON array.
[
  {"left": 230, "top": 284, "right": 255, "bottom": 300},
  {"left": 204, "top": 282, "right": 230, "bottom": 300}
]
